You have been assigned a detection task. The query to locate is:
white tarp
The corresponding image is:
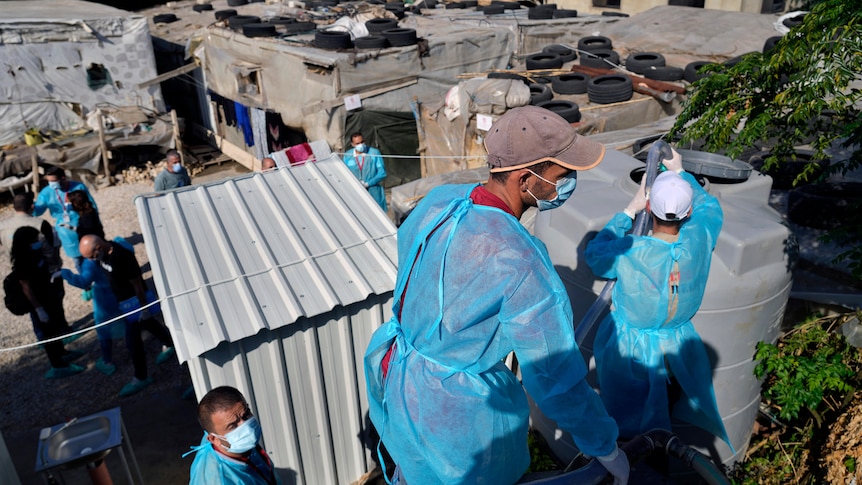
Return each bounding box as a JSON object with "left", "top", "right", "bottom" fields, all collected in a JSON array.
[{"left": 0, "top": 1, "right": 165, "bottom": 145}]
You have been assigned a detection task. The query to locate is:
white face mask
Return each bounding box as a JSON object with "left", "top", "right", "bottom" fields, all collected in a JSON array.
[
  {"left": 354, "top": 143, "right": 367, "bottom": 154},
  {"left": 172, "top": 163, "right": 182, "bottom": 173}
]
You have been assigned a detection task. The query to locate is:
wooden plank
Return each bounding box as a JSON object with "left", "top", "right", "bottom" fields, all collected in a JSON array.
[{"left": 136, "top": 61, "right": 200, "bottom": 90}]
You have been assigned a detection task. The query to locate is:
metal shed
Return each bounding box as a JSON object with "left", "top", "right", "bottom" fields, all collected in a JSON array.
[{"left": 134, "top": 150, "right": 397, "bottom": 485}]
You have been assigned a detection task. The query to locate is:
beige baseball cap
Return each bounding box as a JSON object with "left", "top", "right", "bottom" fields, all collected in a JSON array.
[{"left": 484, "top": 105, "right": 605, "bottom": 173}]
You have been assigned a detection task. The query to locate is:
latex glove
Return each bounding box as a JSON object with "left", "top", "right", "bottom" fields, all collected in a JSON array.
[
  {"left": 663, "top": 147, "right": 684, "bottom": 173},
  {"left": 35, "top": 306, "right": 50, "bottom": 323},
  {"left": 362, "top": 181, "right": 369, "bottom": 188},
  {"left": 139, "top": 309, "right": 152, "bottom": 321},
  {"left": 624, "top": 175, "right": 648, "bottom": 219},
  {"left": 596, "top": 446, "right": 630, "bottom": 485}
]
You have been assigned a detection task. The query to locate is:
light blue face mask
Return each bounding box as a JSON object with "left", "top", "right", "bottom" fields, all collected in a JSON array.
[
  {"left": 215, "top": 416, "right": 261, "bottom": 454},
  {"left": 48, "top": 181, "right": 61, "bottom": 190},
  {"left": 172, "top": 163, "right": 183, "bottom": 173},
  {"left": 527, "top": 170, "right": 577, "bottom": 211}
]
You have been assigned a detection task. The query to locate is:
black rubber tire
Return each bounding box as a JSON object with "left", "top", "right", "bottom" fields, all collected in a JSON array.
[
  {"left": 763, "top": 35, "right": 782, "bottom": 53},
  {"left": 153, "top": 13, "right": 179, "bottom": 24},
  {"left": 501, "top": 1, "right": 520, "bottom": 9},
  {"left": 601, "top": 11, "right": 629, "bottom": 17},
  {"left": 193, "top": 4, "right": 214, "bottom": 12},
  {"left": 551, "top": 73, "right": 589, "bottom": 94},
  {"left": 243, "top": 23, "right": 277, "bottom": 37},
  {"left": 464, "top": 0, "right": 479, "bottom": 6},
  {"left": 315, "top": 30, "right": 353, "bottom": 49},
  {"left": 529, "top": 82, "right": 553, "bottom": 104},
  {"left": 267, "top": 16, "right": 297, "bottom": 25},
  {"left": 215, "top": 9, "right": 238, "bottom": 21},
  {"left": 382, "top": 28, "right": 418, "bottom": 47},
  {"left": 525, "top": 52, "right": 563, "bottom": 70},
  {"left": 283, "top": 22, "right": 317, "bottom": 34},
  {"left": 643, "top": 66, "right": 684, "bottom": 82},
  {"left": 723, "top": 54, "right": 745, "bottom": 68},
  {"left": 783, "top": 13, "right": 805, "bottom": 29},
  {"left": 487, "top": 72, "right": 530, "bottom": 85},
  {"left": 542, "top": 44, "right": 576, "bottom": 63},
  {"left": 580, "top": 49, "right": 619, "bottom": 69},
  {"left": 553, "top": 9, "right": 577, "bottom": 18},
  {"left": 587, "top": 74, "right": 632, "bottom": 104},
  {"left": 541, "top": 3, "right": 557, "bottom": 9},
  {"left": 625, "top": 52, "right": 666, "bottom": 74},
  {"left": 229, "top": 15, "right": 262, "bottom": 30},
  {"left": 423, "top": 0, "right": 438, "bottom": 7},
  {"left": 578, "top": 35, "right": 612, "bottom": 52},
  {"left": 227, "top": 0, "right": 248, "bottom": 6},
  {"left": 787, "top": 182, "right": 861, "bottom": 230},
  {"left": 534, "top": 77, "right": 552, "bottom": 84},
  {"left": 536, "top": 100, "right": 581, "bottom": 123},
  {"left": 683, "top": 60, "right": 714, "bottom": 83},
  {"left": 385, "top": 6, "right": 406, "bottom": 19},
  {"left": 483, "top": 4, "right": 505, "bottom": 14},
  {"left": 445, "top": 2, "right": 465, "bottom": 8},
  {"left": 355, "top": 35, "right": 390, "bottom": 49},
  {"left": 366, "top": 18, "right": 398, "bottom": 33},
  {"left": 527, "top": 6, "right": 554, "bottom": 19}
]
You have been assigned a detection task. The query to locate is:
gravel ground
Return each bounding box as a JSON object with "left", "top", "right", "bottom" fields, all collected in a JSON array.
[{"left": 0, "top": 180, "right": 192, "bottom": 438}]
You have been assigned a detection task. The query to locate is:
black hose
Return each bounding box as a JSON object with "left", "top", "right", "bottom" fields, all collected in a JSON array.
[{"left": 628, "top": 429, "right": 731, "bottom": 485}]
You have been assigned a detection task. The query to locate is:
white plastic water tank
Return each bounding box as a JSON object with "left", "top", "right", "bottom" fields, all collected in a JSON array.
[{"left": 530, "top": 149, "right": 793, "bottom": 476}]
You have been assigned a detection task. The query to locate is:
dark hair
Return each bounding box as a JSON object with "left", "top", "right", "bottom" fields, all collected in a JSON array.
[
  {"left": 166, "top": 150, "right": 181, "bottom": 161},
  {"left": 45, "top": 166, "right": 65, "bottom": 179},
  {"left": 68, "top": 191, "right": 94, "bottom": 214},
  {"left": 653, "top": 217, "right": 682, "bottom": 229},
  {"left": 350, "top": 132, "right": 363, "bottom": 140},
  {"left": 13, "top": 193, "right": 34, "bottom": 212},
  {"left": 198, "top": 386, "right": 247, "bottom": 432},
  {"left": 10, "top": 226, "right": 40, "bottom": 268}
]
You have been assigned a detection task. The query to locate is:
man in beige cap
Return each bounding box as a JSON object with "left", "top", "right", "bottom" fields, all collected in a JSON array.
[{"left": 364, "top": 106, "right": 628, "bottom": 485}]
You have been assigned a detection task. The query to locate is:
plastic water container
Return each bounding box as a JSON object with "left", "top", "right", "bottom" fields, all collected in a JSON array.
[{"left": 530, "top": 149, "right": 793, "bottom": 477}]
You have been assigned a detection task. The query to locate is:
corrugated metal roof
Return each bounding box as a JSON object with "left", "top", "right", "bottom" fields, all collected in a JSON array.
[{"left": 135, "top": 154, "right": 397, "bottom": 363}]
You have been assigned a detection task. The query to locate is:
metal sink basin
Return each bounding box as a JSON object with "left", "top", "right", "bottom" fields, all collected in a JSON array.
[{"left": 36, "top": 407, "right": 123, "bottom": 472}]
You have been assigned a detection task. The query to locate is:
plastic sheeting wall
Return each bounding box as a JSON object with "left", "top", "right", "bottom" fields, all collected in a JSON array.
[
  {"left": 0, "top": 1, "right": 165, "bottom": 145},
  {"left": 188, "top": 296, "right": 392, "bottom": 485}
]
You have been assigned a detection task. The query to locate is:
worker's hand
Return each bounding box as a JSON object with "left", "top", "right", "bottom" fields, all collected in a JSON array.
[
  {"left": 663, "top": 147, "right": 684, "bottom": 173},
  {"left": 139, "top": 309, "right": 152, "bottom": 321},
  {"left": 51, "top": 271, "right": 62, "bottom": 283},
  {"left": 362, "top": 181, "right": 369, "bottom": 189},
  {"left": 596, "top": 446, "right": 630, "bottom": 485},
  {"left": 35, "top": 306, "right": 50, "bottom": 323},
  {"left": 624, "top": 176, "right": 648, "bottom": 219}
]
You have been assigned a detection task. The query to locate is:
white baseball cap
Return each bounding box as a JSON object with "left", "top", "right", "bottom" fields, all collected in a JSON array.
[{"left": 650, "top": 171, "right": 693, "bottom": 221}]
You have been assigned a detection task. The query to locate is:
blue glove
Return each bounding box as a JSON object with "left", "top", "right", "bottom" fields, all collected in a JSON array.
[{"left": 597, "top": 446, "right": 630, "bottom": 485}]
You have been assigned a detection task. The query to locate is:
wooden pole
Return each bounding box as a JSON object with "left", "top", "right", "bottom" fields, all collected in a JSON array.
[
  {"left": 96, "top": 110, "right": 112, "bottom": 186},
  {"left": 170, "top": 109, "right": 184, "bottom": 163}
]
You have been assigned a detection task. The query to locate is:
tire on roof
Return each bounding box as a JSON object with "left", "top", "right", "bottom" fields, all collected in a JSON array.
[
  {"left": 243, "top": 23, "right": 278, "bottom": 38},
  {"left": 315, "top": 30, "right": 353, "bottom": 49},
  {"left": 215, "top": 9, "right": 238, "bottom": 21},
  {"left": 527, "top": 6, "right": 554, "bottom": 19},
  {"left": 542, "top": 44, "right": 576, "bottom": 63},
  {"left": 580, "top": 49, "right": 619, "bottom": 69},
  {"left": 551, "top": 73, "right": 589, "bottom": 95},
  {"left": 227, "top": 0, "right": 248, "bottom": 6},
  {"left": 536, "top": 100, "right": 581, "bottom": 123},
  {"left": 193, "top": 4, "right": 214, "bottom": 12},
  {"left": 587, "top": 74, "right": 632, "bottom": 104},
  {"left": 228, "top": 15, "right": 262, "bottom": 30},
  {"left": 578, "top": 35, "right": 612, "bottom": 52},
  {"left": 526, "top": 52, "right": 563, "bottom": 70},
  {"left": 683, "top": 60, "right": 714, "bottom": 83},
  {"left": 355, "top": 35, "right": 390, "bottom": 49},
  {"left": 366, "top": 18, "right": 398, "bottom": 33},
  {"left": 153, "top": 13, "right": 179, "bottom": 24},
  {"left": 625, "top": 52, "right": 666, "bottom": 74},
  {"left": 528, "top": 82, "right": 553, "bottom": 105},
  {"left": 553, "top": 9, "right": 577, "bottom": 18},
  {"left": 382, "top": 28, "right": 418, "bottom": 47},
  {"left": 283, "top": 22, "right": 317, "bottom": 35},
  {"left": 643, "top": 66, "right": 683, "bottom": 82}
]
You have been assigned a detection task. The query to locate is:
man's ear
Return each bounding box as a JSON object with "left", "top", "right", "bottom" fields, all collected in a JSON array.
[
  {"left": 206, "top": 433, "right": 219, "bottom": 447},
  {"left": 517, "top": 170, "right": 532, "bottom": 192}
]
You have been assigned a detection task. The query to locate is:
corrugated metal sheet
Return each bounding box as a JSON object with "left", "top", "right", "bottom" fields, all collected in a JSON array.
[
  {"left": 134, "top": 154, "right": 397, "bottom": 364},
  {"left": 135, "top": 154, "right": 397, "bottom": 484}
]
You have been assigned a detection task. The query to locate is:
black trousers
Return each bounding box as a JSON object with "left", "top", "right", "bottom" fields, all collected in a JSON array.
[{"left": 126, "top": 317, "right": 173, "bottom": 380}]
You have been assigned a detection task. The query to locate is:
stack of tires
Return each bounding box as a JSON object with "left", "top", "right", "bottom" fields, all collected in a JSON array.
[{"left": 587, "top": 74, "right": 632, "bottom": 104}]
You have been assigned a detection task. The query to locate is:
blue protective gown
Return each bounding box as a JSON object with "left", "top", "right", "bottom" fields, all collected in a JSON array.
[
  {"left": 33, "top": 181, "right": 97, "bottom": 259},
  {"left": 343, "top": 146, "right": 387, "bottom": 212},
  {"left": 62, "top": 258, "right": 124, "bottom": 340},
  {"left": 188, "top": 433, "right": 279, "bottom": 485},
  {"left": 584, "top": 171, "right": 731, "bottom": 448},
  {"left": 364, "top": 184, "right": 619, "bottom": 485}
]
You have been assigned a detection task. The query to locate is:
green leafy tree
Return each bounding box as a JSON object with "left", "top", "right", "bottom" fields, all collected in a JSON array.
[{"left": 671, "top": 0, "right": 862, "bottom": 277}]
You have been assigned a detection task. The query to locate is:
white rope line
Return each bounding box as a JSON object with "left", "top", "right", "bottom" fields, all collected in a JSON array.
[{"left": 336, "top": 152, "right": 489, "bottom": 160}]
